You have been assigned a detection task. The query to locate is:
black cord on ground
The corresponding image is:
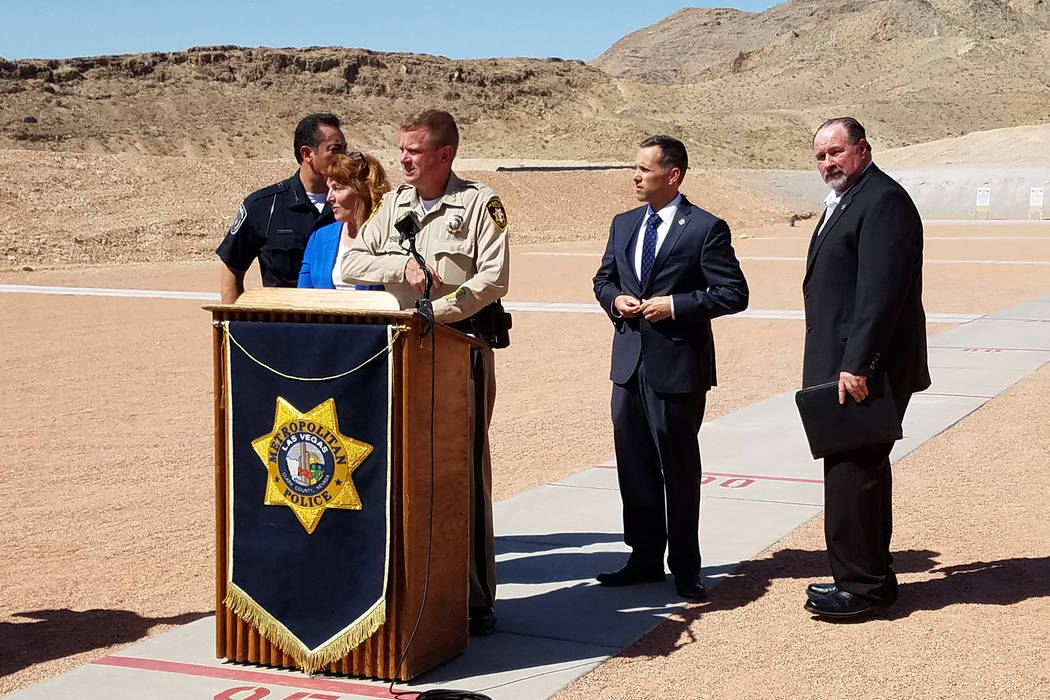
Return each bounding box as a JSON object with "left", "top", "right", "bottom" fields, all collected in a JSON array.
[{"left": 415, "top": 690, "right": 493, "bottom": 699}]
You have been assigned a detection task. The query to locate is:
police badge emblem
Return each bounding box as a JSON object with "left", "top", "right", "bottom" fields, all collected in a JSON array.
[
  {"left": 485, "top": 197, "right": 508, "bottom": 230},
  {"left": 446, "top": 214, "right": 464, "bottom": 234},
  {"left": 228, "top": 203, "right": 247, "bottom": 236},
  {"left": 252, "top": 397, "right": 373, "bottom": 534}
]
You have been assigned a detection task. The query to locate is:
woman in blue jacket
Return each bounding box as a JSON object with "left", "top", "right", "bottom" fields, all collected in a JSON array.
[{"left": 298, "top": 151, "right": 390, "bottom": 289}]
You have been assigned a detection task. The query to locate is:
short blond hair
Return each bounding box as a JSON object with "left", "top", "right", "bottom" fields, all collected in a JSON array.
[{"left": 401, "top": 109, "right": 459, "bottom": 155}]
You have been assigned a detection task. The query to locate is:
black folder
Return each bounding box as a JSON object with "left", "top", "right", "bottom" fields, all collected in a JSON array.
[{"left": 795, "top": 373, "right": 902, "bottom": 459}]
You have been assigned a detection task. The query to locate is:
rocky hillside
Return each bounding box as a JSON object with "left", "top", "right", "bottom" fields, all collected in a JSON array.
[
  {"left": 0, "top": 46, "right": 630, "bottom": 159},
  {"left": 596, "top": 0, "right": 1050, "bottom": 82},
  {"left": 591, "top": 0, "right": 1050, "bottom": 163},
  {"left": 1, "top": 1, "right": 1048, "bottom": 168}
]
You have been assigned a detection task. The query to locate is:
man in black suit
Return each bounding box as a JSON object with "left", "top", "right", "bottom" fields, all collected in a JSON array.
[
  {"left": 802, "top": 117, "right": 930, "bottom": 619},
  {"left": 593, "top": 135, "right": 749, "bottom": 600}
]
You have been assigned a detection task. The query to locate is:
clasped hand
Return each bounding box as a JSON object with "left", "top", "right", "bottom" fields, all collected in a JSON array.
[{"left": 614, "top": 294, "right": 671, "bottom": 322}]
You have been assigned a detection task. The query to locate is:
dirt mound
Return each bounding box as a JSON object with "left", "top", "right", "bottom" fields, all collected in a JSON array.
[
  {"left": 0, "top": 148, "right": 798, "bottom": 274},
  {"left": 879, "top": 123, "right": 1050, "bottom": 167}
]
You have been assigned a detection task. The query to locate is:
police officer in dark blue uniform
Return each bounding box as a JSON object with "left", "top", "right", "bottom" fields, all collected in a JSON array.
[{"left": 217, "top": 113, "right": 347, "bottom": 303}]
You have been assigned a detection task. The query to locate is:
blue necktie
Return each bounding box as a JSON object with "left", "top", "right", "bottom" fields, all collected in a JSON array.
[{"left": 640, "top": 212, "right": 660, "bottom": 285}]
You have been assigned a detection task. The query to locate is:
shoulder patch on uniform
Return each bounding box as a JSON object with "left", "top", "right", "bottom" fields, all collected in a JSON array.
[
  {"left": 364, "top": 201, "right": 382, "bottom": 225},
  {"left": 486, "top": 196, "right": 508, "bottom": 230},
  {"left": 228, "top": 203, "right": 247, "bottom": 236}
]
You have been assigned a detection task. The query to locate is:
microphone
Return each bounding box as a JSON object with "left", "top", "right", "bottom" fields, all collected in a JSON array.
[
  {"left": 394, "top": 212, "right": 434, "bottom": 334},
  {"left": 395, "top": 212, "right": 420, "bottom": 244}
]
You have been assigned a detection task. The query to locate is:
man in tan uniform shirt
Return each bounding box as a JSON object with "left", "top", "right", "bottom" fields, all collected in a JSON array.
[{"left": 342, "top": 109, "right": 509, "bottom": 636}]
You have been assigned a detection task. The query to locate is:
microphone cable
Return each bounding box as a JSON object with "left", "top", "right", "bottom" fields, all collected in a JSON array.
[{"left": 388, "top": 317, "right": 492, "bottom": 700}]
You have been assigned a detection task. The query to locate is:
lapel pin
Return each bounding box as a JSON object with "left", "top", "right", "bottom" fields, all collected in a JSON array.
[{"left": 678, "top": 218, "right": 685, "bottom": 225}]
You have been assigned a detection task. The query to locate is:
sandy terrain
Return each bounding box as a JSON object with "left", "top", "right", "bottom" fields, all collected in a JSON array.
[
  {"left": 0, "top": 147, "right": 805, "bottom": 274},
  {"left": 880, "top": 124, "right": 1050, "bottom": 168},
  {"left": 2, "top": 216, "right": 1049, "bottom": 696},
  {"left": 556, "top": 362, "right": 1050, "bottom": 700}
]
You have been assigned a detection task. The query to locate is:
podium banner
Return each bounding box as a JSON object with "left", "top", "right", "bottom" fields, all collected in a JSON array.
[{"left": 222, "top": 321, "right": 394, "bottom": 672}]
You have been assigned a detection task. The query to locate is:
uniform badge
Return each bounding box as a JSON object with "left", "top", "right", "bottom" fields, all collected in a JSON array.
[
  {"left": 251, "top": 397, "right": 373, "bottom": 534},
  {"left": 228, "top": 203, "right": 247, "bottom": 236},
  {"left": 446, "top": 214, "right": 464, "bottom": 234},
  {"left": 485, "top": 197, "right": 508, "bottom": 230}
]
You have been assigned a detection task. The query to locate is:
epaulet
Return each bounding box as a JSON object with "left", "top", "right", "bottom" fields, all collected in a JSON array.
[{"left": 244, "top": 179, "right": 287, "bottom": 204}]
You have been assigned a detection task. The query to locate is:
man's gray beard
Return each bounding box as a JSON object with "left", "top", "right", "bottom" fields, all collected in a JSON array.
[{"left": 824, "top": 171, "right": 848, "bottom": 193}]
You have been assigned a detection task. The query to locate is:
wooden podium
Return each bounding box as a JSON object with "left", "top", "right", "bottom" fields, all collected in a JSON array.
[{"left": 207, "top": 289, "right": 474, "bottom": 680}]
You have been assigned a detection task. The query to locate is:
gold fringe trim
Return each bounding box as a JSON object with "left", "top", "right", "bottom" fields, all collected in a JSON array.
[{"left": 224, "top": 584, "right": 386, "bottom": 674}]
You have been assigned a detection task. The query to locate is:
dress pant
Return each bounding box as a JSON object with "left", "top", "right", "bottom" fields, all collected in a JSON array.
[
  {"left": 822, "top": 392, "right": 911, "bottom": 604},
  {"left": 467, "top": 345, "right": 497, "bottom": 609},
  {"left": 610, "top": 361, "right": 707, "bottom": 581}
]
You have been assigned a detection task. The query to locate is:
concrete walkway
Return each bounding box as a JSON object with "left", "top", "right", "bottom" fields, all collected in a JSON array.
[{"left": 9, "top": 292, "right": 1050, "bottom": 700}]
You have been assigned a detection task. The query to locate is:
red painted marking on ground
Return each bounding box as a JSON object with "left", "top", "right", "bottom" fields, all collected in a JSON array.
[
  {"left": 701, "top": 471, "right": 821, "bottom": 484},
  {"left": 90, "top": 656, "right": 411, "bottom": 698},
  {"left": 929, "top": 345, "right": 1050, "bottom": 352},
  {"left": 981, "top": 317, "right": 1050, "bottom": 323},
  {"left": 594, "top": 465, "right": 822, "bottom": 484}
]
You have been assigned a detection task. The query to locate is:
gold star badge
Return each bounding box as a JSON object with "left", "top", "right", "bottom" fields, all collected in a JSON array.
[{"left": 251, "top": 397, "right": 373, "bottom": 534}]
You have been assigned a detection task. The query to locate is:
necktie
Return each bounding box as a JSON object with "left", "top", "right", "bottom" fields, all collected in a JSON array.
[{"left": 640, "top": 212, "right": 660, "bottom": 285}]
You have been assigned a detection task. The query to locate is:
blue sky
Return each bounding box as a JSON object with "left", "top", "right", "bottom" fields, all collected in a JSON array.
[{"left": 1, "top": 1, "right": 780, "bottom": 61}]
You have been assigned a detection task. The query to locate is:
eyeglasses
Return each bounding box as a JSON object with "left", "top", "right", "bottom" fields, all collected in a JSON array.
[{"left": 347, "top": 151, "right": 369, "bottom": 176}]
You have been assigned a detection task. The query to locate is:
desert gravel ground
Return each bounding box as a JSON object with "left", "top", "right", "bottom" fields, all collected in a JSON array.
[
  {"left": 555, "top": 362, "right": 1050, "bottom": 700},
  {"left": 1, "top": 214, "right": 1048, "bottom": 697}
]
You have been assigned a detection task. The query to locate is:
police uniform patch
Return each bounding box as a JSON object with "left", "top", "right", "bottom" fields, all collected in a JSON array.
[
  {"left": 251, "top": 397, "right": 373, "bottom": 534},
  {"left": 228, "top": 202, "right": 247, "bottom": 236},
  {"left": 364, "top": 202, "right": 382, "bottom": 226},
  {"left": 486, "top": 197, "right": 508, "bottom": 230},
  {"left": 442, "top": 287, "right": 467, "bottom": 301}
]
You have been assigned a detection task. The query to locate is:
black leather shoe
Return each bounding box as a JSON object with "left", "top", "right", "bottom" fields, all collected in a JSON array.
[
  {"left": 596, "top": 564, "right": 665, "bottom": 587},
  {"left": 806, "top": 581, "right": 839, "bottom": 598},
  {"left": 468, "top": 606, "right": 496, "bottom": 636},
  {"left": 674, "top": 576, "right": 707, "bottom": 601},
  {"left": 804, "top": 590, "right": 887, "bottom": 619}
]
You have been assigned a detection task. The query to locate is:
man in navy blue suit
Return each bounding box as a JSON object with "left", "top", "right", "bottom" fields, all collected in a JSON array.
[{"left": 593, "top": 135, "right": 749, "bottom": 600}]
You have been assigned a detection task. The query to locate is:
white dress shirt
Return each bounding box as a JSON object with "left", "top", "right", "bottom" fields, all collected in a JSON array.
[
  {"left": 624, "top": 193, "right": 682, "bottom": 319},
  {"left": 817, "top": 161, "right": 873, "bottom": 235},
  {"left": 816, "top": 189, "right": 842, "bottom": 236},
  {"left": 633, "top": 194, "right": 682, "bottom": 279}
]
